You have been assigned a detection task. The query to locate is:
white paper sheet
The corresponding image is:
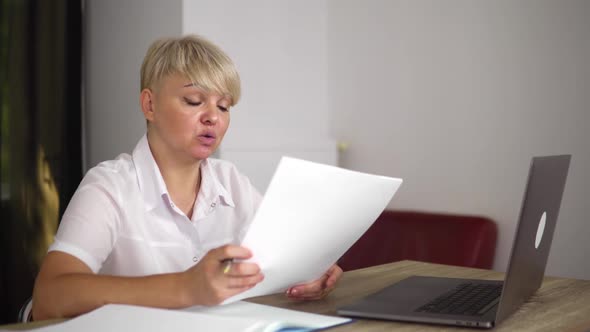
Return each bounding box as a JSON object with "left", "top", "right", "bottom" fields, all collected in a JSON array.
[
  {"left": 225, "top": 156, "right": 403, "bottom": 303},
  {"left": 28, "top": 304, "right": 268, "bottom": 332},
  {"left": 184, "top": 301, "right": 351, "bottom": 329},
  {"left": 17, "top": 302, "right": 350, "bottom": 332}
]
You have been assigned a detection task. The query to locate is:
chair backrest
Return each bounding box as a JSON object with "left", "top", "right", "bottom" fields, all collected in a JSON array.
[
  {"left": 18, "top": 297, "right": 33, "bottom": 323},
  {"left": 338, "top": 210, "right": 497, "bottom": 271}
]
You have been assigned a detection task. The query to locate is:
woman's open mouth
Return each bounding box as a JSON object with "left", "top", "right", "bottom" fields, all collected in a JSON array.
[{"left": 197, "top": 132, "right": 216, "bottom": 146}]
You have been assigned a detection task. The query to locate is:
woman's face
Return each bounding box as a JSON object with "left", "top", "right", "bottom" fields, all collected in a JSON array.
[{"left": 142, "top": 73, "right": 232, "bottom": 163}]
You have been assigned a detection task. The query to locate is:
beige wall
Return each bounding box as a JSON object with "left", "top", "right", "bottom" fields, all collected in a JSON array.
[{"left": 328, "top": 0, "right": 590, "bottom": 279}]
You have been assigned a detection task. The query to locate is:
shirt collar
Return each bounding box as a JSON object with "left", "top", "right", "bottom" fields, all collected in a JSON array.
[
  {"left": 132, "top": 135, "right": 168, "bottom": 211},
  {"left": 198, "top": 158, "right": 235, "bottom": 208},
  {"left": 132, "top": 134, "right": 235, "bottom": 212}
]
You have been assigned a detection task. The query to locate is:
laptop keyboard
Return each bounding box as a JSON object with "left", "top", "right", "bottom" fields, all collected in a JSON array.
[{"left": 416, "top": 282, "right": 502, "bottom": 316}]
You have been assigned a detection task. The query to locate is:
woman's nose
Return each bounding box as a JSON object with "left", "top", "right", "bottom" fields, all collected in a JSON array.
[{"left": 201, "top": 103, "right": 219, "bottom": 125}]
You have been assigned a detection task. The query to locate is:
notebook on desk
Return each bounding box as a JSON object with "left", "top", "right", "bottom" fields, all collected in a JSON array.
[{"left": 337, "top": 155, "right": 571, "bottom": 329}]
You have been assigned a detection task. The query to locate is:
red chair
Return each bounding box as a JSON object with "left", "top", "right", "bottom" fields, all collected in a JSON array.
[{"left": 338, "top": 210, "right": 497, "bottom": 271}]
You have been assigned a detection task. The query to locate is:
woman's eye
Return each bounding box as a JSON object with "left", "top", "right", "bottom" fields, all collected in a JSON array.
[
  {"left": 218, "top": 105, "right": 229, "bottom": 112},
  {"left": 184, "top": 98, "right": 202, "bottom": 106}
]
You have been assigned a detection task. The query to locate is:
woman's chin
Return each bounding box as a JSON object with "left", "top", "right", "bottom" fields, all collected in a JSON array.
[{"left": 190, "top": 147, "right": 216, "bottom": 160}]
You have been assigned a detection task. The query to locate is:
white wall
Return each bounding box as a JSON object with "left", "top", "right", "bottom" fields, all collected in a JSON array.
[
  {"left": 182, "top": 0, "right": 337, "bottom": 191},
  {"left": 327, "top": 0, "right": 590, "bottom": 279},
  {"left": 84, "top": 0, "right": 182, "bottom": 168},
  {"left": 85, "top": 0, "right": 590, "bottom": 279}
]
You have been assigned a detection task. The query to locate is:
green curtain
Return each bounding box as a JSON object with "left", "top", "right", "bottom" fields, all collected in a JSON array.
[{"left": 0, "top": 0, "right": 82, "bottom": 323}]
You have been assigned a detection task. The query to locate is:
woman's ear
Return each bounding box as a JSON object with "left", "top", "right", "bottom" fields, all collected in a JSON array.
[{"left": 140, "top": 88, "right": 155, "bottom": 122}]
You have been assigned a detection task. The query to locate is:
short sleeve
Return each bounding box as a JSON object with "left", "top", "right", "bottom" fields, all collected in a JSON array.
[{"left": 49, "top": 173, "right": 122, "bottom": 273}]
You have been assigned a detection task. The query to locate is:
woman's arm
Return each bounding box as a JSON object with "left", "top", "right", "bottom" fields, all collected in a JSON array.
[{"left": 32, "top": 245, "right": 263, "bottom": 320}]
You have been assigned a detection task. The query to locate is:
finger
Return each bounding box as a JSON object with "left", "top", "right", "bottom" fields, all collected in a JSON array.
[
  {"left": 226, "top": 273, "right": 264, "bottom": 289},
  {"left": 212, "top": 244, "right": 253, "bottom": 261},
  {"left": 216, "top": 282, "right": 260, "bottom": 303},
  {"left": 287, "top": 265, "right": 344, "bottom": 300},
  {"left": 288, "top": 288, "right": 329, "bottom": 301},
  {"left": 207, "top": 271, "right": 263, "bottom": 303},
  {"left": 208, "top": 245, "right": 253, "bottom": 275},
  {"left": 325, "top": 265, "right": 343, "bottom": 289},
  {"left": 287, "top": 274, "right": 329, "bottom": 298},
  {"left": 224, "top": 262, "right": 261, "bottom": 277}
]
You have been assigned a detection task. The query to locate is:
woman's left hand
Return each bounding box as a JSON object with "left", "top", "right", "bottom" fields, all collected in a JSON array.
[{"left": 286, "top": 264, "right": 343, "bottom": 301}]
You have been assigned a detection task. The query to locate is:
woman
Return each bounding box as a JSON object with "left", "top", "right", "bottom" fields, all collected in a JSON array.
[{"left": 32, "top": 34, "right": 342, "bottom": 320}]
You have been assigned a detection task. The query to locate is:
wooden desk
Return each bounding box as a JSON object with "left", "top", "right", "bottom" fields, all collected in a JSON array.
[
  {"left": 247, "top": 260, "right": 590, "bottom": 332},
  {"left": 3, "top": 261, "right": 590, "bottom": 331}
]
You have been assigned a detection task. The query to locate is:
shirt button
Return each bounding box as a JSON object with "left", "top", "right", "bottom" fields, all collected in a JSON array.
[
  {"left": 210, "top": 202, "right": 216, "bottom": 208},
  {"left": 193, "top": 256, "right": 198, "bottom": 262}
]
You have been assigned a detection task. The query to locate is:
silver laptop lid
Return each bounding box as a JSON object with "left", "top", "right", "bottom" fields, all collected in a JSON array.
[{"left": 495, "top": 155, "right": 571, "bottom": 323}]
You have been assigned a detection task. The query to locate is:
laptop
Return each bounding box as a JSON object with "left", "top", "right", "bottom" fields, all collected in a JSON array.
[{"left": 337, "top": 155, "right": 571, "bottom": 329}]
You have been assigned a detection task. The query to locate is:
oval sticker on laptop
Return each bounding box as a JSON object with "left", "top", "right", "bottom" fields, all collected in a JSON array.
[{"left": 535, "top": 212, "right": 547, "bottom": 249}]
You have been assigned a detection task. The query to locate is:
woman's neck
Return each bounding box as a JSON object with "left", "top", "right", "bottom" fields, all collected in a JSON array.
[
  {"left": 147, "top": 134, "right": 202, "bottom": 218},
  {"left": 160, "top": 159, "right": 202, "bottom": 219}
]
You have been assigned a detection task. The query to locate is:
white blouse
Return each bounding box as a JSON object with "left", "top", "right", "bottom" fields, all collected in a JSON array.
[{"left": 49, "top": 135, "right": 262, "bottom": 276}]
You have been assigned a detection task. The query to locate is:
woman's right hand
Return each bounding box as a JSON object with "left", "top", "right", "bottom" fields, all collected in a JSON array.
[{"left": 181, "top": 245, "right": 264, "bottom": 306}]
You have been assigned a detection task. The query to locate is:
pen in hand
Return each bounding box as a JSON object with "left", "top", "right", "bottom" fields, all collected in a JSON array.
[{"left": 221, "top": 258, "right": 233, "bottom": 274}]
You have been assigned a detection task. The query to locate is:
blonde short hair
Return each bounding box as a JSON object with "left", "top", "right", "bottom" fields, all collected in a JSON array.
[{"left": 140, "top": 34, "right": 241, "bottom": 105}]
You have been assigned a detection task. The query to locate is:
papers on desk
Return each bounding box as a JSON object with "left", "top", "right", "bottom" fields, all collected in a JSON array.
[
  {"left": 184, "top": 301, "right": 352, "bottom": 330},
  {"left": 226, "top": 156, "right": 403, "bottom": 303},
  {"left": 26, "top": 301, "right": 351, "bottom": 332}
]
